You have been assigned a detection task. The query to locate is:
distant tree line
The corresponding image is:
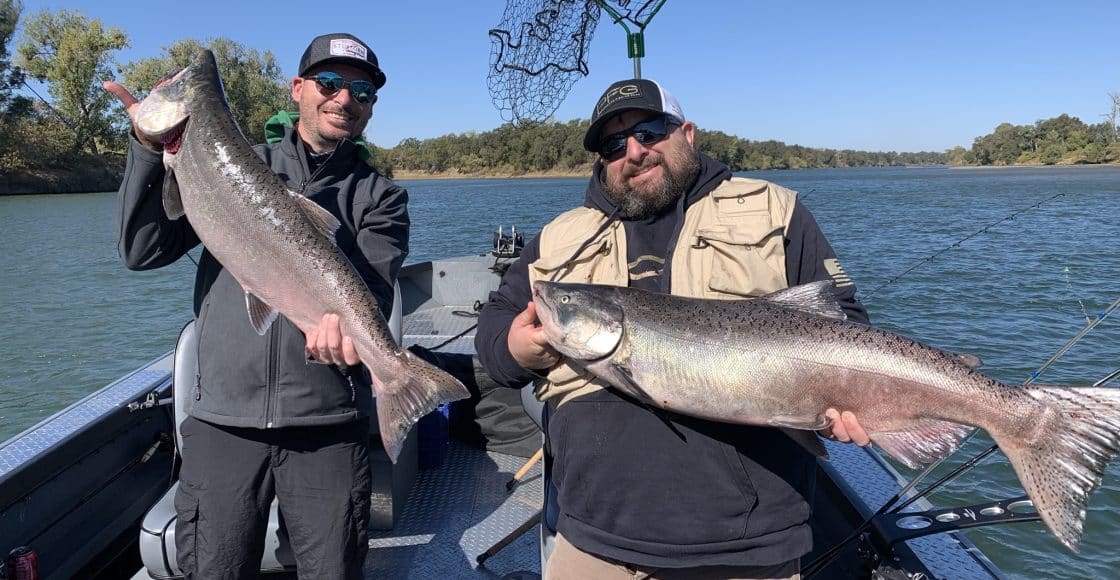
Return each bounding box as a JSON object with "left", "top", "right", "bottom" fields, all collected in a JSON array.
[
  {"left": 386, "top": 121, "right": 948, "bottom": 174},
  {"left": 946, "top": 112, "right": 1120, "bottom": 166},
  {"left": 1, "top": 3, "right": 1116, "bottom": 183}
]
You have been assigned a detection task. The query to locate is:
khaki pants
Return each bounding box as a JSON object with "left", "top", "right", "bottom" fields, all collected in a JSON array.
[{"left": 545, "top": 534, "right": 801, "bottom": 580}]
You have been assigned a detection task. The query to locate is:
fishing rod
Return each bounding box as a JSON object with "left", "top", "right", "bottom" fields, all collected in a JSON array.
[
  {"left": 801, "top": 445, "right": 1002, "bottom": 578},
  {"left": 861, "top": 191, "right": 1066, "bottom": 300},
  {"left": 18, "top": 78, "right": 81, "bottom": 130}
]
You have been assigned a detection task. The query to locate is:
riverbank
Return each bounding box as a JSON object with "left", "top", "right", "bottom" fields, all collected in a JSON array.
[
  {"left": 6, "top": 158, "right": 1118, "bottom": 194},
  {"left": 0, "top": 156, "right": 124, "bottom": 196},
  {"left": 393, "top": 166, "right": 592, "bottom": 180}
]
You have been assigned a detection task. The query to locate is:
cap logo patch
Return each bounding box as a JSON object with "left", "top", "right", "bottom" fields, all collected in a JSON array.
[
  {"left": 596, "top": 83, "right": 642, "bottom": 117},
  {"left": 330, "top": 39, "right": 368, "bottom": 61}
]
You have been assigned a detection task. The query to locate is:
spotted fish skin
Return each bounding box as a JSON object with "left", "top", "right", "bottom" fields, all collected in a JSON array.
[
  {"left": 133, "top": 50, "right": 469, "bottom": 462},
  {"left": 532, "top": 280, "right": 1120, "bottom": 551}
]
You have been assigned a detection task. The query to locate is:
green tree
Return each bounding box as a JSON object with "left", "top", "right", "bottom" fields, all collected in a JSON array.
[
  {"left": 0, "top": 0, "right": 31, "bottom": 117},
  {"left": 16, "top": 8, "right": 127, "bottom": 155},
  {"left": 120, "top": 38, "right": 289, "bottom": 144}
]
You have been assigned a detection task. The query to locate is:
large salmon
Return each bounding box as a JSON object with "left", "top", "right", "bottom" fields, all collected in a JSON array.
[
  {"left": 532, "top": 279, "right": 1120, "bottom": 551},
  {"left": 131, "top": 50, "right": 468, "bottom": 462}
]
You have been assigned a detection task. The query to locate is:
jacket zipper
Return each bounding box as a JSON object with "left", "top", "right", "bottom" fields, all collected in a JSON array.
[{"left": 265, "top": 322, "right": 280, "bottom": 427}]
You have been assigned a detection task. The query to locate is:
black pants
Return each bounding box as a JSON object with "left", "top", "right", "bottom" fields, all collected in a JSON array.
[{"left": 175, "top": 417, "right": 371, "bottom": 580}]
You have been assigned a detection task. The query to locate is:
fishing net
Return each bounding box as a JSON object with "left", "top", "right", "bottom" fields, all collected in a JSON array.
[{"left": 487, "top": 0, "right": 666, "bottom": 123}]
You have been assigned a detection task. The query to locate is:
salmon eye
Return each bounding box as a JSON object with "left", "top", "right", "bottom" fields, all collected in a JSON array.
[{"left": 560, "top": 295, "right": 570, "bottom": 304}]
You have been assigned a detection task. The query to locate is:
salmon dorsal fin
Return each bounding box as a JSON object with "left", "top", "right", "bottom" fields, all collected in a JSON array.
[
  {"left": 953, "top": 352, "right": 983, "bottom": 368},
  {"left": 291, "top": 191, "right": 341, "bottom": 244},
  {"left": 869, "top": 419, "right": 976, "bottom": 469},
  {"left": 760, "top": 280, "right": 847, "bottom": 320},
  {"left": 245, "top": 291, "right": 279, "bottom": 335},
  {"left": 162, "top": 166, "right": 186, "bottom": 219}
]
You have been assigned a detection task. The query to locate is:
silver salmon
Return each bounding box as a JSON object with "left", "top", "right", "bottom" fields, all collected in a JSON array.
[
  {"left": 532, "top": 279, "right": 1120, "bottom": 551},
  {"left": 131, "top": 50, "right": 469, "bottom": 461}
]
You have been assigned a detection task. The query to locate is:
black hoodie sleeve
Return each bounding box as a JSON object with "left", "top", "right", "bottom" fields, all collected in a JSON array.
[
  {"left": 474, "top": 236, "right": 543, "bottom": 389},
  {"left": 784, "top": 200, "right": 870, "bottom": 324},
  {"left": 116, "top": 137, "right": 201, "bottom": 270}
]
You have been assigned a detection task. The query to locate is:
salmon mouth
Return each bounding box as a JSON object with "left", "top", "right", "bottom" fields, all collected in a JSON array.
[{"left": 162, "top": 121, "right": 186, "bottom": 155}]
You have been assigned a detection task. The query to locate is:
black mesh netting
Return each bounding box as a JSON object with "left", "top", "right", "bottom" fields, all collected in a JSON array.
[{"left": 487, "top": 0, "right": 664, "bottom": 124}]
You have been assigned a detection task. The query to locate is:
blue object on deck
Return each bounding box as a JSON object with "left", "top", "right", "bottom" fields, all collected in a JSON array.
[{"left": 418, "top": 403, "right": 451, "bottom": 469}]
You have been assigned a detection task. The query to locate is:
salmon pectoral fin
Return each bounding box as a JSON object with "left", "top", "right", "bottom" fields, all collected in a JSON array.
[
  {"left": 292, "top": 192, "right": 341, "bottom": 242},
  {"left": 162, "top": 166, "right": 185, "bottom": 220},
  {"left": 769, "top": 415, "right": 831, "bottom": 430},
  {"left": 244, "top": 291, "right": 279, "bottom": 335},
  {"left": 868, "top": 419, "right": 976, "bottom": 470},
  {"left": 373, "top": 350, "right": 472, "bottom": 463}
]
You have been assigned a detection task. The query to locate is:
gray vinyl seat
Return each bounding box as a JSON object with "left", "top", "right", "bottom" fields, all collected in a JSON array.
[
  {"left": 140, "top": 283, "right": 409, "bottom": 578},
  {"left": 519, "top": 385, "right": 559, "bottom": 569}
]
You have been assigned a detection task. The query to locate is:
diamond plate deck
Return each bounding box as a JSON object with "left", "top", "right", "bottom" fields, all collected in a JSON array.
[{"left": 366, "top": 442, "right": 542, "bottom": 579}]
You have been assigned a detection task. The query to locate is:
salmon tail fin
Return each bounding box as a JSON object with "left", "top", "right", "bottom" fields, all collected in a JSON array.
[
  {"left": 374, "top": 350, "right": 471, "bottom": 463},
  {"left": 999, "top": 386, "right": 1120, "bottom": 552}
]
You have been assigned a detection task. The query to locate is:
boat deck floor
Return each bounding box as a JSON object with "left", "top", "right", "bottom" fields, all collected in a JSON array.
[
  {"left": 366, "top": 300, "right": 542, "bottom": 579},
  {"left": 365, "top": 443, "right": 542, "bottom": 579}
]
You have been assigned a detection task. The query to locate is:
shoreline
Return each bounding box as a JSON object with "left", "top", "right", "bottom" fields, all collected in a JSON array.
[{"left": 392, "top": 168, "right": 592, "bottom": 180}]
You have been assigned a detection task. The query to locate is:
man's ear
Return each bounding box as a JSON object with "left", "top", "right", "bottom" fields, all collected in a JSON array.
[{"left": 290, "top": 76, "right": 304, "bottom": 102}]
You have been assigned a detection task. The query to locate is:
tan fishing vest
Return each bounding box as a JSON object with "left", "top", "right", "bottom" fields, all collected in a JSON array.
[{"left": 528, "top": 177, "right": 798, "bottom": 406}]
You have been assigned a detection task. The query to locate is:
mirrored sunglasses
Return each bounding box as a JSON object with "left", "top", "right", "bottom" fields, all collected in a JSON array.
[
  {"left": 597, "top": 115, "right": 680, "bottom": 159},
  {"left": 306, "top": 71, "right": 376, "bottom": 104}
]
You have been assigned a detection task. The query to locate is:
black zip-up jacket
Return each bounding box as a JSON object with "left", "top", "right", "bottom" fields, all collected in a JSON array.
[
  {"left": 117, "top": 126, "right": 409, "bottom": 428},
  {"left": 475, "top": 153, "right": 869, "bottom": 568}
]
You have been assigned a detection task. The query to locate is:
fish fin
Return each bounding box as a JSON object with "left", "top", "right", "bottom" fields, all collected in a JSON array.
[
  {"left": 869, "top": 419, "right": 975, "bottom": 470},
  {"left": 929, "top": 347, "right": 983, "bottom": 368},
  {"left": 244, "top": 291, "right": 279, "bottom": 335},
  {"left": 769, "top": 414, "right": 831, "bottom": 430},
  {"left": 372, "top": 349, "right": 471, "bottom": 463},
  {"left": 953, "top": 352, "right": 983, "bottom": 368},
  {"left": 996, "top": 386, "right": 1120, "bottom": 551},
  {"left": 760, "top": 280, "right": 847, "bottom": 320},
  {"left": 162, "top": 166, "right": 186, "bottom": 219},
  {"left": 782, "top": 428, "right": 828, "bottom": 458},
  {"left": 610, "top": 364, "right": 652, "bottom": 398},
  {"left": 292, "top": 191, "right": 341, "bottom": 243}
]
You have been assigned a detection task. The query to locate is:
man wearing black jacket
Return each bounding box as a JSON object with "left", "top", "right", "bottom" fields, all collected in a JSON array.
[
  {"left": 106, "top": 33, "right": 406, "bottom": 579},
  {"left": 475, "top": 79, "right": 869, "bottom": 579}
]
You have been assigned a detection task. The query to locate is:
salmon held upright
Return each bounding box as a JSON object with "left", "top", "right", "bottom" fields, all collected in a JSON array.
[
  {"left": 532, "top": 279, "right": 1120, "bottom": 552},
  {"left": 132, "top": 49, "right": 469, "bottom": 462}
]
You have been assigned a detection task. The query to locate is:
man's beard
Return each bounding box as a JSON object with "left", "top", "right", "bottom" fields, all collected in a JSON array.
[{"left": 603, "top": 144, "right": 701, "bottom": 220}]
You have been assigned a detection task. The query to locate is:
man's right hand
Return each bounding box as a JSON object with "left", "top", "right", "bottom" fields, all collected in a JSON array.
[
  {"left": 102, "top": 80, "right": 162, "bottom": 152},
  {"left": 508, "top": 301, "right": 562, "bottom": 372}
]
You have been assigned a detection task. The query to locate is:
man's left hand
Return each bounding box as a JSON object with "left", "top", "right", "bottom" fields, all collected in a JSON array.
[
  {"left": 822, "top": 409, "right": 870, "bottom": 446},
  {"left": 305, "top": 313, "right": 361, "bottom": 366}
]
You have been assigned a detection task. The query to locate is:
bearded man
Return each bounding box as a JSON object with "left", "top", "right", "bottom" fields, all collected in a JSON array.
[{"left": 477, "top": 78, "right": 871, "bottom": 579}]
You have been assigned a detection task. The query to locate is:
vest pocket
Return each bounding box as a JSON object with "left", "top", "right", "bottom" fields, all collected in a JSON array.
[
  {"left": 530, "top": 237, "right": 615, "bottom": 284},
  {"left": 695, "top": 223, "right": 786, "bottom": 298}
]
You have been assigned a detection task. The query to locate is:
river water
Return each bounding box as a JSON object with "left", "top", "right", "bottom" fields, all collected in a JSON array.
[{"left": 2, "top": 165, "right": 1118, "bottom": 578}]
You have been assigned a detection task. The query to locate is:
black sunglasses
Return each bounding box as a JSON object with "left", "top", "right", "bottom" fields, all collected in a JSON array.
[
  {"left": 597, "top": 115, "right": 680, "bottom": 159},
  {"left": 306, "top": 71, "right": 376, "bottom": 104}
]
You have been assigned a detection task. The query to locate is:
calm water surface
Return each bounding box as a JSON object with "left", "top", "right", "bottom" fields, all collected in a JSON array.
[{"left": 2, "top": 166, "right": 1118, "bottom": 578}]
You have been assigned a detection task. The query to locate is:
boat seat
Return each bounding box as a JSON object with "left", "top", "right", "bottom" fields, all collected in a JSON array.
[
  {"left": 140, "top": 283, "right": 414, "bottom": 578},
  {"left": 519, "top": 385, "right": 559, "bottom": 569}
]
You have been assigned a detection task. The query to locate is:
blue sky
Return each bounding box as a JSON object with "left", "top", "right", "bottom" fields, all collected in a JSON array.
[{"left": 13, "top": 0, "right": 1120, "bottom": 152}]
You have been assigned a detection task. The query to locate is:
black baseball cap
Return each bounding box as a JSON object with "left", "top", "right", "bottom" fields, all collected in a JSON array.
[
  {"left": 299, "top": 33, "right": 387, "bottom": 90},
  {"left": 583, "top": 78, "right": 685, "bottom": 151}
]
